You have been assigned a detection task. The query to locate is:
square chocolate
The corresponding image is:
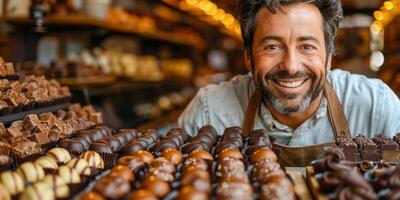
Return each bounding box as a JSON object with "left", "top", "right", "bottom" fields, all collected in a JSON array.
[
  {"left": 0, "top": 141, "right": 11, "bottom": 155},
  {"left": 33, "top": 131, "right": 49, "bottom": 145},
  {"left": 68, "top": 103, "right": 82, "bottom": 113},
  {"left": 6, "top": 127, "right": 23, "bottom": 138},
  {"left": 64, "top": 111, "right": 78, "bottom": 120},
  {"left": 89, "top": 112, "right": 104, "bottom": 124},
  {"left": 22, "top": 114, "right": 40, "bottom": 131},
  {"left": 9, "top": 81, "right": 22, "bottom": 93},
  {"left": 336, "top": 136, "right": 358, "bottom": 161},
  {"left": 10, "top": 120, "right": 23, "bottom": 130},
  {"left": 0, "top": 123, "right": 6, "bottom": 139},
  {"left": 34, "top": 123, "right": 50, "bottom": 134},
  {"left": 39, "top": 112, "right": 57, "bottom": 127},
  {"left": 56, "top": 110, "right": 67, "bottom": 119},
  {"left": 0, "top": 100, "right": 8, "bottom": 109},
  {"left": 0, "top": 64, "right": 6, "bottom": 76},
  {"left": 353, "top": 134, "right": 379, "bottom": 161},
  {"left": 4, "top": 63, "right": 15, "bottom": 75}
]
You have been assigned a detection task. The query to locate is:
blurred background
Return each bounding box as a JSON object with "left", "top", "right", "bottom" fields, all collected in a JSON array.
[{"left": 0, "top": 0, "right": 398, "bottom": 131}]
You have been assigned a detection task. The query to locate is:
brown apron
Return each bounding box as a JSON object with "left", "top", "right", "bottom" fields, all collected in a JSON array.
[{"left": 243, "top": 83, "right": 351, "bottom": 167}]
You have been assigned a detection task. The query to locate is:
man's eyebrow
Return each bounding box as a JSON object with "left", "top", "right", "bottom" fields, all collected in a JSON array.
[
  {"left": 259, "top": 36, "right": 283, "bottom": 43},
  {"left": 298, "top": 36, "right": 320, "bottom": 44}
]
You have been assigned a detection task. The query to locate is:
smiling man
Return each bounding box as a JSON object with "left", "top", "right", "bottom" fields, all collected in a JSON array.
[{"left": 178, "top": 0, "right": 400, "bottom": 148}]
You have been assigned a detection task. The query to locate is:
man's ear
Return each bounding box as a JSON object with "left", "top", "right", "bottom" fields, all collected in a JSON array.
[
  {"left": 244, "top": 50, "right": 252, "bottom": 72},
  {"left": 326, "top": 54, "right": 332, "bottom": 70}
]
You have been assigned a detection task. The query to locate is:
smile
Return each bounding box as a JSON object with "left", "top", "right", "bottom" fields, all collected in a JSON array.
[{"left": 273, "top": 79, "right": 307, "bottom": 88}]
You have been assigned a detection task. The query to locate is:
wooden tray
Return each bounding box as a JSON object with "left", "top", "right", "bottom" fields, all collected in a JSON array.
[
  {"left": 287, "top": 170, "right": 314, "bottom": 200},
  {"left": 57, "top": 74, "right": 117, "bottom": 87},
  {"left": 305, "top": 166, "right": 329, "bottom": 200}
]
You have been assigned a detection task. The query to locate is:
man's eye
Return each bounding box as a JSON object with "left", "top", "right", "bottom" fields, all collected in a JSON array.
[
  {"left": 303, "top": 44, "right": 316, "bottom": 50},
  {"left": 265, "top": 45, "right": 280, "bottom": 50}
]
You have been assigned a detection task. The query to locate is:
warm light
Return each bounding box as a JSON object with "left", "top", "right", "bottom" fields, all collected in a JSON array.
[
  {"left": 179, "top": 1, "right": 190, "bottom": 10},
  {"left": 198, "top": 0, "right": 208, "bottom": 10},
  {"left": 212, "top": 9, "right": 225, "bottom": 20},
  {"left": 235, "top": 24, "right": 241, "bottom": 35},
  {"left": 205, "top": 3, "right": 217, "bottom": 15},
  {"left": 374, "top": 11, "right": 384, "bottom": 20},
  {"left": 370, "top": 51, "right": 385, "bottom": 71},
  {"left": 370, "top": 22, "right": 382, "bottom": 34},
  {"left": 384, "top": 1, "right": 394, "bottom": 10},
  {"left": 222, "top": 14, "right": 235, "bottom": 26},
  {"left": 185, "top": 0, "right": 198, "bottom": 6}
]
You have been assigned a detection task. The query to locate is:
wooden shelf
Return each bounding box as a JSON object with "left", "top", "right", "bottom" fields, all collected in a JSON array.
[
  {"left": 1, "top": 15, "right": 206, "bottom": 50},
  {"left": 0, "top": 102, "right": 70, "bottom": 124}
]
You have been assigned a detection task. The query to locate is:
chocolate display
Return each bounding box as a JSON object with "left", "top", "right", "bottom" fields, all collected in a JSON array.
[{"left": 353, "top": 134, "right": 379, "bottom": 161}]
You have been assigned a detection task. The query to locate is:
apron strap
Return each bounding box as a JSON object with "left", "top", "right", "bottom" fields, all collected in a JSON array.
[
  {"left": 243, "top": 89, "right": 262, "bottom": 137},
  {"left": 242, "top": 82, "right": 351, "bottom": 140},
  {"left": 324, "top": 82, "right": 351, "bottom": 139}
]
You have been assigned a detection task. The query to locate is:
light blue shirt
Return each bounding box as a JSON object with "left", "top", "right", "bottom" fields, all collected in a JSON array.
[{"left": 178, "top": 69, "right": 400, "bottom": 146}]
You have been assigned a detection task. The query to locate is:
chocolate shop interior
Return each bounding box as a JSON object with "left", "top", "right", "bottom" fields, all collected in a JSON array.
[{"left": 0, "top": 0, "right": 400, "bottom": 199}]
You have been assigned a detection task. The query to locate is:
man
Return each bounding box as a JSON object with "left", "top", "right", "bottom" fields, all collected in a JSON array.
[{"left": 178, "top": 0, "right": 400, "bottom": 147}]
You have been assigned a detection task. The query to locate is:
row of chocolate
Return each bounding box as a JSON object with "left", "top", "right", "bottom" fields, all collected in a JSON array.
[
  {"left": 75, "top": 125, "right": 297, "bottom": 200},
  {"left": 311, "top": 147, "right": 400, "bottom": 199},
  {"left": 0, "top": 147, "right": 106, "bottom": 200},
  {"left": 0, "top": 61, "right": 16, "bottom": 77},
  {"left": 0, "top": 75, "right": 71, "bottom": 114},
  {"left": 337, "top": 133, "right": 400, "bottom": 162},
  {"left": 0, "top": 103, "right": 103, "bottom": 158}
]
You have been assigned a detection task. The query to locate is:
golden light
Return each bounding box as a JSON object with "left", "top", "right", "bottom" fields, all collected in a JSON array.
[
  {"left": 212, "top": 9, "right": 225, "bottom": 20},
  {"left": 374, "top": 11, "right": 384, "bottom": 20},
  {"left": 198, "top": 0, "right": 208, "bottom": 11},
  {"left": 370, "top": 22, "right": 382, "bottom": 34},
  {"left": 222, "top": 14, "right": 235, "bottom": 26},
  {"left": 384, "top": 1, "right": 394, "bottom": 10},
  {"left": 205, "top": 2, "right": 217, "bottom": 15},
  {"left": 185, "top": 0, "right": 197, "bottom": 6}
]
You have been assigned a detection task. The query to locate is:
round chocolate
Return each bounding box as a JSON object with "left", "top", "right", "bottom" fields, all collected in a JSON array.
[
  {"left": 117, "top": 156, "right": 145, "bottom": 173},
  {"left": 79, "top": 192, "right": 105, "bottom": 200},
  {"left": 17, "top": 162, "right": 45, "bottom": 183},
  {"left": 147, "top": 169, "right": 174, "bottom": 182},
  {"left": 58, "top": 165, "right": 81, "bottom": 184},
  {"left": 217, "top": 158, "right": 246, "bottom": 178},
  {"left": 260, "top": 175, "right": 295, "bottom": 200},
  {"left": 89, "top": 142, "right": 113, "bottom": 154},
  {"left": 166, "top": 128, "right": 188, "bottom": 143},
  {"left": 42, "top": 174, "right": 69, "bottom": 198},
  {"left": 214, "top": 141, "right": 239, "bottom": 155},
  {"left": 216, "top": 178, "right": 253, "bottom": 200},
  {"left": 59, "top": 139, "right": 85, "bottom": 153},
  {"left": 135, "top": 138, "right": 152, "bottom": 149},
  {"left": 118, "top": 129, "right": 139, "bottom": 139},
  {"left": 114, "top": 132, "right": 132, "bottom": 145},
  {"left": 160, "top": 135, "right": 183, "bottom": 147},
  {"left": 109, "top": 165, "right": 134, "bottom": 182},
  {"left": 198, "top": 125, "right": 217, "bottom": 140},
  {"left": 177, "top": 186, "right": 208, "bottom": 200},
  {"left": 104, "top": 137, "right": 123, "bottom": 151},
  {"left": 183, "top": 157, "right": 208, "bottom": 171},
  {"left": 20, "top": 182, "right": 54, "bottom": 200},
  {"left": 152, "top": 140, "right": 178, "bottom": 153},
  {"left": 150, "top": 157, "right": 175, "bottom": 173},
  {"left": 93, "top": 177, "right": 131, "bottom": 199},
  {"left": 161, "top": 148, "right": 183, "bottom": 165},
  {"left": 79, "top": 151, "right": 104, "bottom": 169},
  {"left": 0, "top": 171, "right": 25, "bottom": 195},
  {"left": 77, "top": 134, "right": 93, "bottom": 146},
  {"left": 0, "top": 183, "right": 10, "bottom": 200},
  {"left": 222, "top": 127, "right": 243, "bottom": 141},
  {"left": 192, "top": 134, "right": 214, "bottom": 145},
  {"left": 35, "top": 156, "right": 58, "bottom": 169},
  {"left": 182, "top": 141, "right": 211, "bottom": 154},
  {"left": 250, "top": 148, "right": 277, "bottom": 163},
  {"left": 121, "top": 141, "right": 146, "bottom": 155},
  {"left": 143, "top": 129, "right": 160, "bottom": 144},
  {"left": 142, "top": 176, "right": 170, "bottom": 198},
  {"left": 218, "top": 149, "right": 244, "bottom": 161},
  {"left": 66, "top": 158, "right": 91, "bottom": 176},
  {"left": 127, "top": 189, "right": 157, "bottom": 200},
  {"left": 47, "top": 147, "right": 72, "bottom": 164},
  {"left": 131, "top": 150, "right": 154, "bottom": 164},
  {"left": 247, "top": 129, "right": 271, "bottom": 147},
  {"left": 189, "top": 150, "right": 214, "bottom": 162},
  {"left": 181, "top": 168, "right": 211, "bottom": 194},
  {"left": 0, "top": 156, "right": 11, "bottom": 166},
  {"left": 253, "top": 160, "right": 285, "bottom": 183}
]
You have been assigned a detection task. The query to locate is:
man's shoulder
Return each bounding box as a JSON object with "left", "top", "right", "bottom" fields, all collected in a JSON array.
[
  {"left": 199, "top": 73, "right": 253, "bottom": 100},
  {"left": 328, "top": 69, "right": 388, "bottom": 99}
]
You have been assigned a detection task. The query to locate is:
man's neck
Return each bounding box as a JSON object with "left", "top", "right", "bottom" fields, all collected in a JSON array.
[{"left": 266, "top": 93, "right": 323, "bottom": 129}]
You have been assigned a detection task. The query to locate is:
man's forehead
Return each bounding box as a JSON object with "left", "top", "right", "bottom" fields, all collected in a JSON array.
[{"left": 255, "top": 3, "right": 323, "bottom": 25}]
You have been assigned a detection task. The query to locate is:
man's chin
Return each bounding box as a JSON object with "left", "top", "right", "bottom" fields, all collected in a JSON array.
[{"left": 269, "top": 96, "right": 312, "bottom": 114}]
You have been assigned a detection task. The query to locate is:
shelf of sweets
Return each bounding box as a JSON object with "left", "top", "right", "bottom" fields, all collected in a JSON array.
[
  {"left": 1, "top": 15, "right": 206, "bottom": 50},
  {"left": 0, "top": 103, "right": 104, "bottom": 163},
  {"left": 0, "top": 74, "right": 72, "bottom": 117},
  {"left": 0, "top": 124, "right": 311, "bottom": 200}
]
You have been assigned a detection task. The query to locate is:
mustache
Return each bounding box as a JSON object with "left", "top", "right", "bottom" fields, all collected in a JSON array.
[{"left": 265, "top": 71, "right": 315, "bottom": 80}]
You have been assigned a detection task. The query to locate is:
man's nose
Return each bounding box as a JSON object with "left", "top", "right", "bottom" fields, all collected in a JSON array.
[{"left": 281, "top": 50, "right": 301, "bottom": 75}]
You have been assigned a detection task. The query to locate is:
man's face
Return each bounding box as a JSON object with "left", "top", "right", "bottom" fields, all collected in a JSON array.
[{"left": 247, "top": 3, "right": 329, "bottom": 114}]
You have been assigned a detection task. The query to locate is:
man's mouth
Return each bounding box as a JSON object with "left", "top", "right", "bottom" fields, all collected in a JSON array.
[{"left": 273, "top": 79, "right": 308, "bottom": 88}]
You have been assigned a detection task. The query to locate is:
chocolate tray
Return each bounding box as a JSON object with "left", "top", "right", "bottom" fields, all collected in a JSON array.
[
  {"left": 0, "top": 74, "right": 19, "bottom": 81},
  {"left": 0, "top": 101, "right": 70, "bottom": 124}
]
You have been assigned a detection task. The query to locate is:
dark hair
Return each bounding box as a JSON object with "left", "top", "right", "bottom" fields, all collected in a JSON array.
[{"left": 239, "top": 0, "right": 343, "bottom": 56}]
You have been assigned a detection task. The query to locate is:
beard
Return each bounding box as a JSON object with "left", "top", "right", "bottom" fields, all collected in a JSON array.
[{"left": 255, "top": 70, "right": 326, "bottom": 114}]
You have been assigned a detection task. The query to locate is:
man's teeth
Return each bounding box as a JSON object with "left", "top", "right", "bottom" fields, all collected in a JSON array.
[{"left": 275, "top": 80, "right": 304, "bottom": 88}]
